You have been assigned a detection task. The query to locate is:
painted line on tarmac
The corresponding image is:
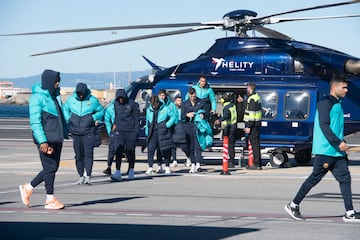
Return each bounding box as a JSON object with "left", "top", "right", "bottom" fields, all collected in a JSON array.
[
  {"left": 126, "top": 213, "right": 153, "bottom": 217},
  {"left": 0, "top": 207, "right": 347, "bottom": 224},
  {"left": 161, "top": 214, "right": 186, "bottom": 218},
  {"left": 195, "top": 215, "right": 222, "bottom": 219}
]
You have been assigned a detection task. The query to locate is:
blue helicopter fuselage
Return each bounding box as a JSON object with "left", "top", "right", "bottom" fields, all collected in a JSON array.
[{"left": 126, "top": 37, "right": 360, "bottom": 164}]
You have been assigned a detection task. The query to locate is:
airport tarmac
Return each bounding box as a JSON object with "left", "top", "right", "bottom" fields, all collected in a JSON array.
[{"left": 0, "top": 118, "right": 359, "bottom": 239}]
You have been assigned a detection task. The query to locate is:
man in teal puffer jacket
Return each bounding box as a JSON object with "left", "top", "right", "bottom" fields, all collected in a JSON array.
[
  {"left": 186, "top": 75, "right": 216, "bottom": 119},
  {"left": 145, "top": 95, "right": 176, "bottom": 175},
  {"left": 19, "top": 69, "right": 68, "bottom": 210},
  {"left": 63, "top": 83, "right": 104, "bottom": 185}
]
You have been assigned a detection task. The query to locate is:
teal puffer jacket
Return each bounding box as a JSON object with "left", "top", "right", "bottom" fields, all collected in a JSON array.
[{"left": 29, "top": 82, "right": 68, "bottom": 144}]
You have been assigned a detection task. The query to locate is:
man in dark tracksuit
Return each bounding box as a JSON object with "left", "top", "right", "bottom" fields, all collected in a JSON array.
[
  {"left": 64, "top": 83, "right": 104, "bottom": 185},
  {"left": 215, "top": 93, "right": 238, "bottom": 167},
  {"left": 182, "top": 87, "right": 205, "bottom": 173},
  {"left": 244, "top": 83, "right": 262, "bottom": 170},
  {"left": 19, "top": 69, "right": 68, "bottom": 210},
  {"left": 285, "top": 75, "right": 360, "bottom": 222},
  {"left": 106, "top": 89, "right": 140, "bottom": 181}
]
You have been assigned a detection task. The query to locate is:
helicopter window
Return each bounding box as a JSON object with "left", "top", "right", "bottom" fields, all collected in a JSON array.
[
  {"left": 135, "top": 89, "right": 152, "bottom": 115},
  {"left": 165, "top": 89, "right": 182, "bottom": 101},
  {"left": 284, "top": 92, "right": 309, "bottom": 120},
  {"left": 294, "top": 60, "right": 305, "bottom": 74},
  {"left": 257, "top": 91, "right": 277, "bottom": 119}
]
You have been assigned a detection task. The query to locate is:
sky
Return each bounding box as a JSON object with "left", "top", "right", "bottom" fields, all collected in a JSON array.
[{"left": 0, "top": 0, "right": 359, "bottom": 78}]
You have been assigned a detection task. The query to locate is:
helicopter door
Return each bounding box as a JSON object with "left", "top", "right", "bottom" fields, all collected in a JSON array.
[{"left": 212, "top": 87, "right": 247, "bottom": 140}]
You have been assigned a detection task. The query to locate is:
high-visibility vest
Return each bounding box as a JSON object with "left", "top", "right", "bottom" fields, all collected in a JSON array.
[
  {"left": 244, "top": 93, "right": 262, "bottom": 122},
  {"left": 221, "top": 102, "right": 237, "bottom": 127}
]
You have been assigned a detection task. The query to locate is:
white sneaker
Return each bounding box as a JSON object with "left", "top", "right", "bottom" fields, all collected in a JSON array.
[
  {"left": 195, "top": 163, "right": 201, "bottom": 172},
  {"left": 84, "top": 176, "right": 91, "bottom": 185},
  {"left": 170, "top": 160, "right": 178, "bottom": 167},
  {"left": 76, "top": 176, "right": 85, "bottom": 185},
  {"left": 128, "top": 168, "right": 135, "bottom": 179},
  {"left": 111, "top": 170, "right": 122, "bottom": 181},
  {"left": 165, "top": 167, "right": 171, "bottom": 175},
  {"left": 145, "top": 167, "right": 153, "bottom": 175},
  {"left": 185, "top": 158, "right": 191, "bottom": 167},
  {"left": 156, "top": 165, "right": 163, "bottom": 173},
  {"left": 189, "top": 164, "right": 196, "bottom": 173},
  {"left": 343, "top": 211, "right": 360, "bottom": 222}
]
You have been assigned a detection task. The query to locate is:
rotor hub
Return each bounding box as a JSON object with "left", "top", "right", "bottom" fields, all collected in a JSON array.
[{"left": 222, "top": 10, "right": 258, "bottom": 36}]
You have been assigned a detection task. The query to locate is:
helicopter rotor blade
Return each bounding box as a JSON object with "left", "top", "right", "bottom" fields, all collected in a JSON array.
[
  {"left": 266, "top": 14, "right": 360, "bottom": 24},
  {"left": 254, "top": 26, "right": 292, "bottom": 40},
  {"left": 0, "top": 23, "right": 207, "bottom": 36},
  {"left": 256, "top": 1, "right": 359, "bottom": 20},
  {"left": 30, "top": 26, "right": 216, "bottom": 56}
]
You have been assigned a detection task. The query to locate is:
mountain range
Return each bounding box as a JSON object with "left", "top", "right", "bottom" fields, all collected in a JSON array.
[{"left": 0, "top": 70, "right": 151, "bottom": 90}]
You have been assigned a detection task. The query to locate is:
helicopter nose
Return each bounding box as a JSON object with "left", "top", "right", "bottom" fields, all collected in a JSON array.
[{"left": 345, "top": 59, "right": 360, "bottom": 74}]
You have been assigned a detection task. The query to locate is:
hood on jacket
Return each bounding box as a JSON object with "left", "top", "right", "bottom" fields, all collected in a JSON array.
[
  {"left": 41, "top": 69, "right": 60, "bottom": 97},
  {"left": 116, "top": 89, "right": 129, "bottom": 104},
  {"left": 75, "top": 82, "right": 90, "bottom": 101}
]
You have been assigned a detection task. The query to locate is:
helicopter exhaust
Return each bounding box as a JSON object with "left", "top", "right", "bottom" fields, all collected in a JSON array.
[{"left": 345, "top": 59, "right": 360, "bottom": 74}]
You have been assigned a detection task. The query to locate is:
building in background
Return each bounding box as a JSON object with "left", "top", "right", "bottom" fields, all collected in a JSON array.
[{"left": 0, "top": 81, "right": 21, "bottom": 99}]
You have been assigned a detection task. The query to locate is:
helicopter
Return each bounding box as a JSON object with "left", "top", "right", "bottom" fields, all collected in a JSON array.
[{"left": 2, "top": 1, "right": 360, "bottom": 167}]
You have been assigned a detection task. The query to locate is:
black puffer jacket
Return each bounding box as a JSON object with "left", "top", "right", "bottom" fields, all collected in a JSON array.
[{"left": 113, "top": 89, "right": 140, "bottom": 133}]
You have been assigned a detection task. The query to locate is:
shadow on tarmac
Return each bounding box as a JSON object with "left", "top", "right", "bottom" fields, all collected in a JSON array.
[
  {"left": 67, "top": 196, "right": 144, "bottom": 208},
  {"left": 0, "top": 222, "right": 259, "bottom": 239}
]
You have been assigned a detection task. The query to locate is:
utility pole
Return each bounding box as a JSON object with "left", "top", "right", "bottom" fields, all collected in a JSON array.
[
  {"left": 111, "top": 31, "right": 117, "bottom": 89},
  {"left": 128, "top": 64, "right": 131, "bottom": 85}
]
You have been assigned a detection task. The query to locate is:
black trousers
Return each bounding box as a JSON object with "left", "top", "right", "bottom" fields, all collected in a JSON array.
[
  {"left": 106, "top": 132, "right": 116, "bottom": 167},
  {"left": 72, "top": 134, "right": 95, "bottom": 177},
  {"left": 293, "top": 154, "right": 353, "bottom": 211},
  {"left": 31, "top": 143, "right": 63, "bottom": 195},
  {"left": 224, "top": 124, "right": 237, "bottom": 163},
  {"left": 249, "top": 125, "right": 261, "bottom": 167},
  {"left": 184, "top": 123, "right": 202, "bottom": 164},
  {"left": 114, "top": 131, "right": 136, "bottom": 170}
]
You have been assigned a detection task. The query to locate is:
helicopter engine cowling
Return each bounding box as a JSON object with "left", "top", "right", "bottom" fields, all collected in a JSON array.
[{"left": 345, "top": 59, "right": 360, "bottom": 74}]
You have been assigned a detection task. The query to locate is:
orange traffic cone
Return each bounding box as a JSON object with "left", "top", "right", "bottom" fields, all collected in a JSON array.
[
  {"left": 247, "top": 139, "right": 254, "bottom": 167},
  {"left": 221, "top": 136, "right": 230, "bottom": 175}
]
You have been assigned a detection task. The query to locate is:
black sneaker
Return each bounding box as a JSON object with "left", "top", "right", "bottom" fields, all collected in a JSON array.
[
  {"left": 343, "top": 211, "right": 360, "bottom": 222},
  {"left": 103, "top": 167, "right": 111, "bottom": 175},
  {"left": 284, "top": 203, "right": 305, "bottom": 221}
]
